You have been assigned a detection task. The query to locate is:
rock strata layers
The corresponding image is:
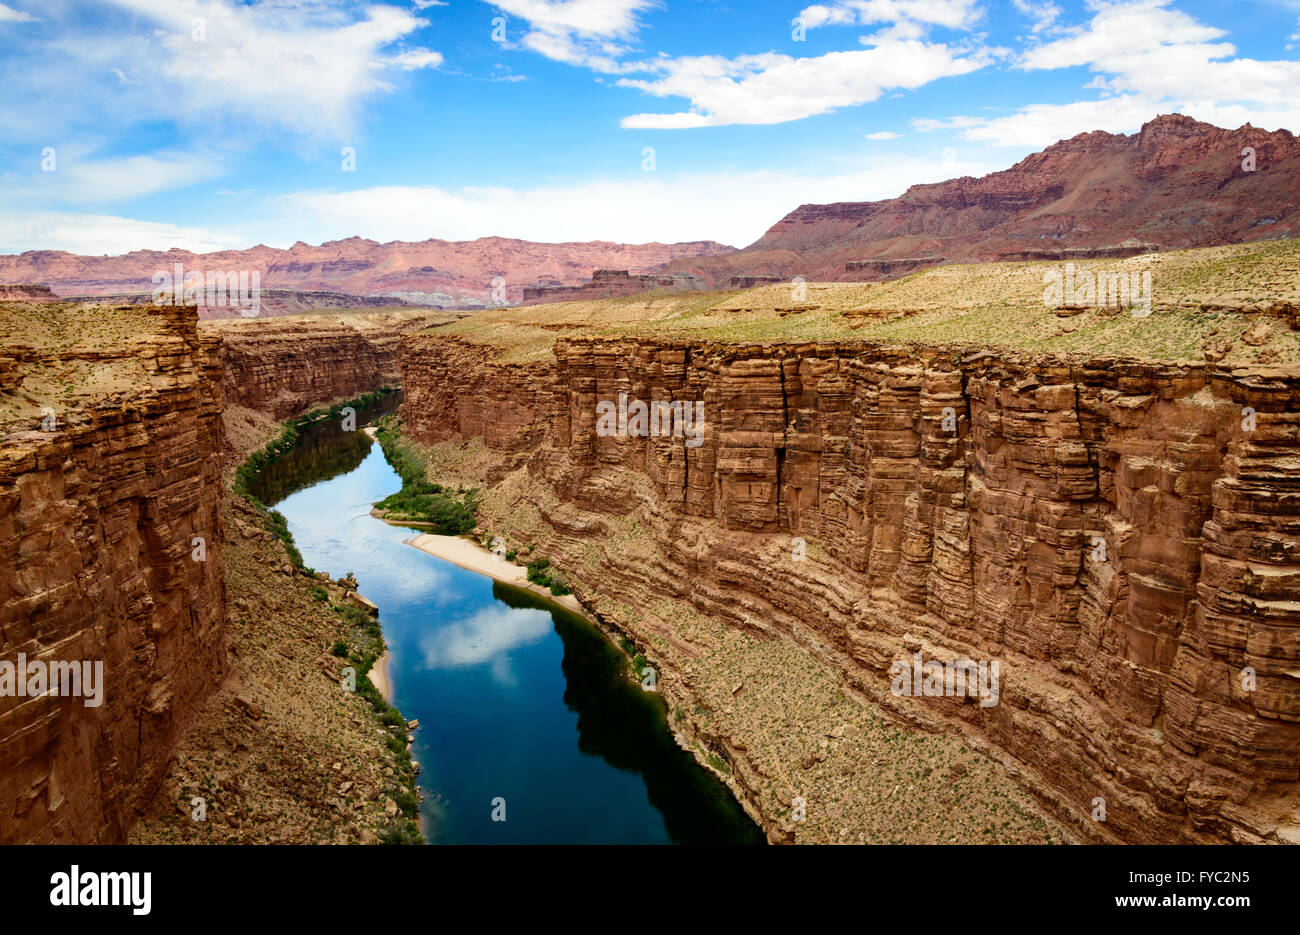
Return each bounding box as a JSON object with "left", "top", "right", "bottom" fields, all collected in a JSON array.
[
  {"left": 521, "top": 269, "right": 706, "bottom": 304},
  {"left": 204, "top": 310, "right": 454, "bottom": 420},
  {"left": 399, "top": 332, "right": 1300, "bottom": 843},
  {"left": 0, "top": 305, "right": 227, "bottom": 843}
]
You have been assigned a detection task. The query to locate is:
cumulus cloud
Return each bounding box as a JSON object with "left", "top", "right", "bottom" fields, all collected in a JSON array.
[
  {"left": 914, "top": 0, "right": 1300, "bottom": 147},
  {"left": 275, "top": 150, "right": 998, "bottom": 248},
  {"left": 797, "top": 0, "right": 981, "bottom": 30},
  {"left": 4, "top": 0, "right": 442, "bottom": 140},
  {"left": 619, "top": 40, "right": 993, "bottom": 128},
  {"left": 488, "top": 0, "right": 657, "bottom": 71}
]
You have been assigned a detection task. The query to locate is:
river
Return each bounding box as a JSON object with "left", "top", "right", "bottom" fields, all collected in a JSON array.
[{"left": 246, "top": 394, "right": 763, "bottom": 845}]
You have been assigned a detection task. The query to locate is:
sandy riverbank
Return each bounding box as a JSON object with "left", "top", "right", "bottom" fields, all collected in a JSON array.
[
  {"left": 370, "top": 650, "right": 391, "bottom": 701},
  {"left": 403, "top": 533, "right": 590, "bottom": 618}
]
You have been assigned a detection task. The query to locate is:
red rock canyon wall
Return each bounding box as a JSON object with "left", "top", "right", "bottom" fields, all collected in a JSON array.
[
  {"left": 0, "top": 307, "right": 227, "bottom": 843},
  {"left": 400, "top": 333, "right": 1300, "bottom": 843}
]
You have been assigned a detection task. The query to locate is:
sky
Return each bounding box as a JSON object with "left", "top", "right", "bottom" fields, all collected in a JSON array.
[{"left": 0, "top": 0, "right": 1298, "bottom": 255}]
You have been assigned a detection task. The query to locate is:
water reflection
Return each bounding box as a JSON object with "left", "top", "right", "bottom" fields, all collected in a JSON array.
[{"left": 419, "top": 605, "right": 553, "bottom": 684}]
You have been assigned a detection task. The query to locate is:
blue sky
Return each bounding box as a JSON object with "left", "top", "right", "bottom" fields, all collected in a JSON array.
[{"left": 1, "top": 0, "right": 1298, "bottom": 254}]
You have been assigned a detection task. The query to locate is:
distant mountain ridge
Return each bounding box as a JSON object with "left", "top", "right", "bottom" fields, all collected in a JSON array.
[
  {"left": 0, "top": 235, "right": 735, "bottom": 312},
  {"left": 667, "top": 114, "right": 1300, "bottom": 286},
  {"left": 4, "top": 116, "right": 1296, "bottom": 311}
]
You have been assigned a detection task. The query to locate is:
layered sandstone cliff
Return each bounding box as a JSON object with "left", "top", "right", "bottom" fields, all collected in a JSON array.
[
  {"left": 399, "top": 332, "right": 1300, "bottom": 844},
  {"left": 521, "top": 269, "right": 707, "bottom": 304},
  {"left": 0, "top": 302, "right": 227, "bottom": 843},
  {"left": 204, "top": 310, "right": 457, "bottom": 420}
]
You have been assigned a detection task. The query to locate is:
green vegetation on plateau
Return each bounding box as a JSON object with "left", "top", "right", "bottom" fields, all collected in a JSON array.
[{"left": 427, "top": 239, "right": 1300, "bottom": 367}]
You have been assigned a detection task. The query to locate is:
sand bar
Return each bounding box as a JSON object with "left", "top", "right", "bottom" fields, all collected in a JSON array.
[
  {"left": 370, "top": 650, "right": 392, "bottom": 701},
  {"left": 404, "top": 533, "right": 589, "bottom": 617}
]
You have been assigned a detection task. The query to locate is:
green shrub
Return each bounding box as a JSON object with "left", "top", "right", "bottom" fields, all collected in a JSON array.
[
  {"left": 371, "top": 415, "right": 480, "bottom": 534},
  {"left": 380, "top": 820, "right": 422, "bottom": 845},
  {"left": 331, "top": 640, "right": 349, "bottom": 657},
  {"left": 526, "top": 557, "right": 551, "bottom": 587}
]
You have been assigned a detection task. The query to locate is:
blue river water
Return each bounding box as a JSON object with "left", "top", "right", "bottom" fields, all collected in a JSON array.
[{"left": 247, "top": 397, "right": 763, "bottom": 845}]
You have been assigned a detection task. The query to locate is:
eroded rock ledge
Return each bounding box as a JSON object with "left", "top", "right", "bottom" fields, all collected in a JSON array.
[{"left": 400, "top": 333, "right": 1300, "bottom": 844}]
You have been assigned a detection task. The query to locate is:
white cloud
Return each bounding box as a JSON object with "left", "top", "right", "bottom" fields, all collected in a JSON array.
[
  {"left": 490, "top": 0, "right": 655, "bottom": 37},
  {"left": 911, "top": 114, "right": 986, "bottom": 131},
  {"left": 798, "top": 0, "right": 980, "bottom": 30},
  {"left": 27, "top": 149, "right": 226, "bottom": 203},
  {"left": 1010, "top": 0, "right": 1062, "bottom": 33},
  {"left": 0, "top": 210, "right": 243, "bottom": 256},
  {"left": 0, "top": 2, "right": 35, "bottom": 23},
  {"left": 1018, "top": 0, "right": 1300, "bottom": 104},
  {"left": 944, "top": 96, "right": 1167, "bottom": 148},
  {"left": 7, "top": 1, "right": 441, "bottom": 140},
  {"left": 385, "top": 48, "right": 445, "bottom": 70},
  {"left": 488, "top": 0, "right": 657, "bottom": 71},
  {"left": 917, "top": 0, "right": 1300, "bottom": 147},
  {"left": 276, "top": 152, "right": 999, "bottom": 248},
  {"left": 619, "top": 40, "right": 992, "bottom": 128},
  {"left": 865, "top": 130, "right": 901, "bottom": 138}
]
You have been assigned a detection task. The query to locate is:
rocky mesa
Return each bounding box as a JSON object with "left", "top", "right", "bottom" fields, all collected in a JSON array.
[{"left": 672, "top": 116, "right": 1300, "bottom": 288}]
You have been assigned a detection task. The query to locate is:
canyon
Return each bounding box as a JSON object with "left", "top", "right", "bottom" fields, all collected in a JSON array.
[
  {"left": 393, "top": 243, "right": 1300, "bottom": 844},
  {"left": 3, "top": 237, "right": 1298, "bottom": 842},
  {"left": 203, "top": 309, "right": 458, "bottom": 420},
  {"left": 0, "top": 301, "right": 437, "bottom": 843}
]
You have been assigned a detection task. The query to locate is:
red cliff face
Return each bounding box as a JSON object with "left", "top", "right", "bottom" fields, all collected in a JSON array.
[
  {"left": 0, "top": 305, "right": 227, "bottom": 843},
  {"left": 400, "top": 333, "right": 1300, "bottom": 843},
  {"left": 0, "top": 284, "right": 58, "bottom": 303},
  {"left": 203, "top": 310, "right": 455, "bottom": 420},
  {"left": 674, "top": 115, "right": 1300, "bottom": 286}
]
